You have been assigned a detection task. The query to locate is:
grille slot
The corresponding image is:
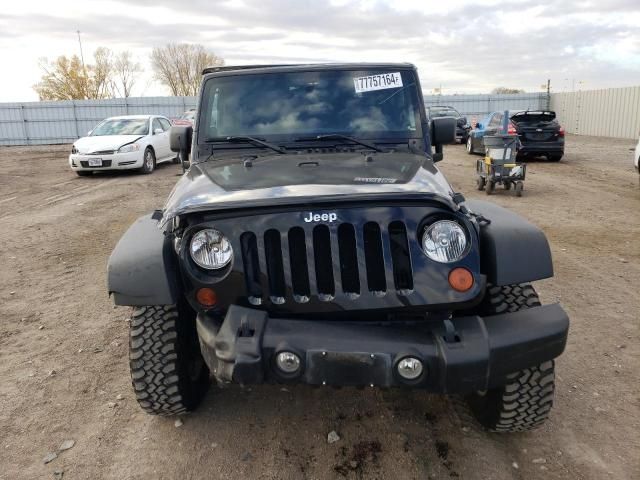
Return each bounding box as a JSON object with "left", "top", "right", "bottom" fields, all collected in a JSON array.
[
  {"left": 363, "top": 222, "right": 387, "bottom": 293},
  {"left": 240, "top": 232, "right": 262, "bottom": 299},
  {"left": 312, "top": 225, "right": 335, "bottom": 297},
  {"left": 389, "top": 221, "right": 414, "bottom": 291},
  {"left": 264, "top": 229, "right": 286, "bottom": 301},
  {"left": 240, "top": 219, "right": 415, "bottom": 303},
  {"left": 338, "top": 223, "right": 360, "bottom": 295},
  {"left": 288, "top": 227, "right": 310, "bottom": 300}
]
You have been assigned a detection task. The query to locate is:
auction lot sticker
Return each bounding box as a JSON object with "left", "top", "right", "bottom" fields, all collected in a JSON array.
[{"left": 354, "top": 72, "right": 403, "bottom": 93}]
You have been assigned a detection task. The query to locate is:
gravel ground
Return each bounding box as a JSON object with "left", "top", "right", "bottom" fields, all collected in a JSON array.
[{"left": 0, "top": 135, "right": 638, "bottom": 480}]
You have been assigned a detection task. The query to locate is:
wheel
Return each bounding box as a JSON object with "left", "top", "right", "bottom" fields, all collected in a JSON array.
[
  {"left": 465, "top": 284, "right": 556, "bottom": 432},
  {"left": 129, "top": 304, "right": 210, "bottom": 415},
  {"left": 75, "top": 171, "right": 92, "bottom": 177},
  {"left": 476, "top": 176, "right": 486, "bottom": 191},
  {"left": 547, "top": 154, "right": 563, "bottom": 162},
  {"left": 485, "top": 180, "right": 495, "bottom": 195},
  {"left": 503, "top": 182, "right": 511, "bottom": 190},
  {"left": 172, "top": 154, "right": 180, "bottom": 164},
  {"left": 515, "top": 181, "right": 524, "bottom": 197},
  {"left": 466, "top": 136, "right": 474, "bottom": 154},
  {"left": 139, "top": 148, "right": 156, "bottom": 174}
]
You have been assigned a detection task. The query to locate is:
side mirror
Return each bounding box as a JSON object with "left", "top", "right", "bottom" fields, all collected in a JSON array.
[
  {"left": 170, "top": 125, "right": 193, "bottom": 171},
  {"left": 431, "top": 116, "right": 456, "bottom": 145},
  {"left": 87, "top": 130, "right": 92, "bottom": 136},
  {"left": 170, "top": 125, "right": 192, "bottom": 153},
  {"left": 154, "top": 128, "right": 163, "bottom": 135},
  {"left": 430, "top": 116, "right": 456, "bottom": 163}
]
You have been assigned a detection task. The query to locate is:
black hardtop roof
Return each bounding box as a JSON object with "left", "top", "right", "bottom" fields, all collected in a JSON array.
[
  {"left": 202, "top": 62, "right": 416, "bottom": 77},
  {"left": 511, "top": 110, "right": 556, "bottom": 116}
]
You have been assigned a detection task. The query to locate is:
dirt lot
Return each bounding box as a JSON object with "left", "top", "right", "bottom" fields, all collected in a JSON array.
[{"left": 0, "top": 135, "right": 638, "bottom": 480}]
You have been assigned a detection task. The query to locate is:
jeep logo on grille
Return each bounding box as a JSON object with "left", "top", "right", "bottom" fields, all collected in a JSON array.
[{"left": 303, "top": 212, "right": 338, "bottom": 223}]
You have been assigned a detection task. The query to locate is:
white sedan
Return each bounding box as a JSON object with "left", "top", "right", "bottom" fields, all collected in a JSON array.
[{"left": 69, "top": 115, "right": 176, "bottom": 176}]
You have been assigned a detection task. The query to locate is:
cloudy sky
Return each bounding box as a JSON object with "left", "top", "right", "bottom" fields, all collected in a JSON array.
[{"left": 0, "top": 0, "right": 639, "bottom": 102}]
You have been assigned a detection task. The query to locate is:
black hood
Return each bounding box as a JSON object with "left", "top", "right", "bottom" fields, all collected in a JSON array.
[{"left": 161, "top": 151, "right": 455, "bottom": 226}]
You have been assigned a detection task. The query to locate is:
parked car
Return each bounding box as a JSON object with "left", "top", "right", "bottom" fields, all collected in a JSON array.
[
  {"left": 69, "top": 115, "right": 177, "bottom": 176},
  {"left": 172, "top": 109, "right": 197, "bottom": 127},
  {"left": 427, "top": 105, "right": 470, "bottom": 143},
  {"left": 108, "top": 63, "right": 569, "bottom": 433},
  {"left": 467, "top": 110, "right": 565, "bottom": 161}
]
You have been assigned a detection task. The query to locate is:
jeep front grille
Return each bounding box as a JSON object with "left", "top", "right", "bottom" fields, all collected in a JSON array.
[{"left": 240, "top": 222, "right": 414, "bottom": 304}]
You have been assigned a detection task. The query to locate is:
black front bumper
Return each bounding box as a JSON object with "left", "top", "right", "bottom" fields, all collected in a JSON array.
[
  {"left": 197, "top": 304, "right": 569, "bottom": 394},
  {"left": 456, "top": 126, "right": 470, "bottom": 141},
  {"left": 518, "top": 140, "right": 564, "bottom": 155}
]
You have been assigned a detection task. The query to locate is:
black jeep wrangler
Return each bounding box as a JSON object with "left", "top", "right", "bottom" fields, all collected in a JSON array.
[{"left": 108, "top": 64, "right": 569, "bottom": 432}]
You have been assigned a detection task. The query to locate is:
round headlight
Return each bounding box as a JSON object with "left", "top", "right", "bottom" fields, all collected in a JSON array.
[
  {"left": 422, "top": 220, "right": 468, "bottom": 263},
  {"left": 190, "top": 229, "right": 233, "bottom": 270}
]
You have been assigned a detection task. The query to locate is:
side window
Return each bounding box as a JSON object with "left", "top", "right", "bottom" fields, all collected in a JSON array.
[
  {"left": 152, "top": 118, "right": 162, "bottom": 133},
  {"left": 159, "top": 118, "right": 171, "bottom": 131}
]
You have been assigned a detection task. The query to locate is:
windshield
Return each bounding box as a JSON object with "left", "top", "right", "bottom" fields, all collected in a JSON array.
[
  {"left": 429, "top": 107, "right": 460, "bottom": 118},
  {"left": 91, "top": 118, "right": 149, "bottom": 136},
  {"left": 199, "top": 69, "right": 422, "bottom": 142}
]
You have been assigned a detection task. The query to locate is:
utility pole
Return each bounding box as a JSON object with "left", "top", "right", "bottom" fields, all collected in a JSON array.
[
  {"left": 546, "top": 79, "right": 551, "bottom": 110},
  {"left": 77, "top": 30, "right": 86, "bottom": 70},
  {"left": 77, "top": 30, "right": 88, "bottom": 99}
]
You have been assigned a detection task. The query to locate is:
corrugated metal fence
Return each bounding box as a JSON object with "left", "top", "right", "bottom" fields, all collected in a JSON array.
[
  {"left": 4, "top": 88, "right": 638, "bottom": 144},
  {"left": 423, "top": 92, "right": 548, "bottom": 121},
  {"left": 0, "top": 96, "right": 197, "bottom": 146},
  {"left": 550, "top": 86, "right": 640, "bottom": 139}
]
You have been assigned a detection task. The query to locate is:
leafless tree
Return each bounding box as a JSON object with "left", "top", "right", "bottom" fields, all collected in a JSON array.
[
  {"left": 151, "top": 43, "right": 224, "bottom": 96},
  {"left": 90, "top": 47, "right": 115, "bottom": 99},
  {"left": 33, "top": 48, "right": 115, "bottom": 100},
  {"left": 112, "top": 51, "right": 143, "bottom": 98}
]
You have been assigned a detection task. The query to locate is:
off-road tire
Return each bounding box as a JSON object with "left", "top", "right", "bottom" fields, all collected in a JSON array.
[
  {"left": 139, "top": 147, "right": 156, "bottom": 174},
  {"left": 548, "top": 154, "right": 563, "bottom": 162},
  {"left": 129, "top": 304, "right": 210, "bottom": 415},
  {"left": 464, "top": 284, "right": 556, "bottom": 432},
  {"left": 476, "top": 176, "right": 486, "bottom": 191}
]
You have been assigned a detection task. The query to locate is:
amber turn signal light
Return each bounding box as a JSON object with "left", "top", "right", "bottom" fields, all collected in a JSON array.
[
  {"left": 196, "top": 288, "right": 218, "bottom": 306},
  {"left": 448, "top": 268, "right": 474, "bottom": 292}
]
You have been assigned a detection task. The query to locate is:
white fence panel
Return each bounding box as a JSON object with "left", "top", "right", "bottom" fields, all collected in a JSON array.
[
  {"left": 423, "top": 93, "right": 548, "bottom": 121},
  {"left": 3, "top": 88, "right": 638, "bottom": 144},
  {"left": 0, "top": 96, "right": 197, "bottom": 145},
  {"left": 550, "top": 86, "right": 640, "bottom": 139}
]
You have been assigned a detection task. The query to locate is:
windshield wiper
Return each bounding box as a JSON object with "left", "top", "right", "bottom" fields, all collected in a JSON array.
[
  {"left": 204, "top": 136, "right": 285, "bottom": 154},
  {"left": 295, "top": 134, "right": 384, "bottom": 152}
]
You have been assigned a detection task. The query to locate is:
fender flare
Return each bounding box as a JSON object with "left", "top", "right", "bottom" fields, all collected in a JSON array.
[
  {"left": 465, "top": 200, "right": 553, "bottom": 286},
  {"left": 107, "top": 213, "right": 178, "bottom": 306}
]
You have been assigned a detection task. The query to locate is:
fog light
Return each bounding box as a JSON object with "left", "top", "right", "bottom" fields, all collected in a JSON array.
[
  {"left": 397, "top": 357, "right": 424, "bottom": 380},
  {"left": 276, "top": 351, "right": 301, "bottom": 374}
]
